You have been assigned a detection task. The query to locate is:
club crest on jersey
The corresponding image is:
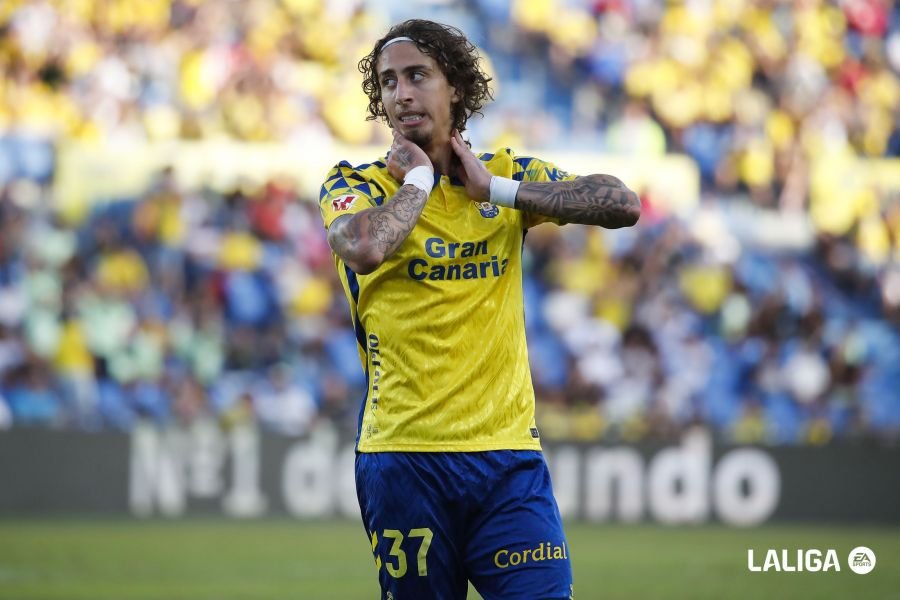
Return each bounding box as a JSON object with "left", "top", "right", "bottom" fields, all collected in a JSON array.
[
  {"left": 475, "top": 201, "right": 499, "bottom": 218},
  {"left": 332, "top": 194, "right": 358, "bottom": 212}
]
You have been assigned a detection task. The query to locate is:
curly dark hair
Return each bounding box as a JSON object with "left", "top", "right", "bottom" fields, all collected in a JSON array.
[{"left": 358, "top": 19, "right": 493, "bottom": 133}]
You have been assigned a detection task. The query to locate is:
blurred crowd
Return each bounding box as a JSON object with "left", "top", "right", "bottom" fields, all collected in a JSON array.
[
  {"left": 0, "top": 0, "right": 898, "bottom": 444},
  {"left": 528, "top": 208, "right": 900, "bottom": 445},
  {"left": 0, "top": 168, "right": 359, "bottom": 435}
]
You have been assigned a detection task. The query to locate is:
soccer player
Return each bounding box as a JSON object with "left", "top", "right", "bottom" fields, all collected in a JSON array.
[{"left": 318, "top": 19, "right": 640, "bottom": 600}]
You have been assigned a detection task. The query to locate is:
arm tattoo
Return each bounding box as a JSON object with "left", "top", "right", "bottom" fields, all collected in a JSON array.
[
  {"left": 516, "top": 174, "right": 641, "bottom": 228},
  {"left": 328, "top": 185, "right": 428, "bottom": 271}
]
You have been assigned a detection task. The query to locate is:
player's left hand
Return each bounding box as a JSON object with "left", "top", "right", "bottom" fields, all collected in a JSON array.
[{"left": 449, "top": 130, "right": 491, "bottom": 202}]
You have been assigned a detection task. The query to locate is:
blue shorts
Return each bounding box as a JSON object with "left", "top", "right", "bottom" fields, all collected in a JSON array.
[{"left": 355, "top": 450, "right": 573, "bottom": 600}]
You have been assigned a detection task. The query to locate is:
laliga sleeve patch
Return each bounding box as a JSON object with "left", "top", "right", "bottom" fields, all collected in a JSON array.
[{"left": 332, "top": 194, "right": 358, "bottom": 212}]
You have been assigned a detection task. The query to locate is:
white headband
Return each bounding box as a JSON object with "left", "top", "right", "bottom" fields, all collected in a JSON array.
[{"left": 381, "top": 36, "right": 416, "bottom": 51}]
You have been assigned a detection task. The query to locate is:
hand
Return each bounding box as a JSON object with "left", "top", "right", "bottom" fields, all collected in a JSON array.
[
  {"left": 387, "top": 130, "right": 431, "bottom": 182},
  {"left": 449, "top": 130, "right": 491, "bottom": 202}
]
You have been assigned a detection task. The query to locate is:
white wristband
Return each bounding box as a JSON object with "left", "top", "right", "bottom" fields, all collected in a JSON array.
[
  {"left": 403, "top": 166, "right": 434, "bottom": 195},
  {"left": 490, "top": 176, "right": 519, "bottom": 208}
]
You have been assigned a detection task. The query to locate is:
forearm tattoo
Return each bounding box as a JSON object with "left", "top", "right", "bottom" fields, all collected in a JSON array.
[
  {"left": 329, "top": 185, "right": 428, "bottom": 267},
  {"left": 365, "top": 185, "right": 425, "bottom": 254},
  {"left": 516, "top": 175, "right": 640, "bottom": 228}
]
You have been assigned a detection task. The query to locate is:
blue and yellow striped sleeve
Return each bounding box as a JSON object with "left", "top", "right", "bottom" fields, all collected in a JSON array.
[{"left": 318, "top": 162, "right": 383, "bottom": 229}]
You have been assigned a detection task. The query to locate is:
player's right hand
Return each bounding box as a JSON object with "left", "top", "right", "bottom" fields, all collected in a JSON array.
[{"left": 387, "top": 130, "right": 431, "bottom": 182}]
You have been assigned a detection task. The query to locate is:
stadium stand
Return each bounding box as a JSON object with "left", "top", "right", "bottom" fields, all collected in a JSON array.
[{"left": 0, "top": 0, "right": 898, "bottom": 444}]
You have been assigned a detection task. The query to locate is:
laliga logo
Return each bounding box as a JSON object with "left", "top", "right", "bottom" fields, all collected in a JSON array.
[
  {"left": 747, "top": 546, "right": 876, "bottom": 573},
  {"left": 747, "top": 549, "right": 841, "bottom": 572}
]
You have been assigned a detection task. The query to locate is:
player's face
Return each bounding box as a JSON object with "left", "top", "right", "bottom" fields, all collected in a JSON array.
[{"left": 377, "top": 41, "right": 459, "bottom": 150}]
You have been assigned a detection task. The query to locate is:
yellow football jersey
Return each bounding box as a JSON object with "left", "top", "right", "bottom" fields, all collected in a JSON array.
[{"left": 319, "top": 148, "right": 576, "bottom": 452}]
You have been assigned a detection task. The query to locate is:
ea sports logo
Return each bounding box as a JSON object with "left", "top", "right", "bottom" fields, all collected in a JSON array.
[{"left": 847, "top": 546, "right": 876, "bottom": 575}]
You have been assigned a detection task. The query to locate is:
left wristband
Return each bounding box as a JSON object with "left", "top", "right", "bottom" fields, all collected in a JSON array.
[{"left": 489, "top": 176, "right": 520, "bottom": 208}]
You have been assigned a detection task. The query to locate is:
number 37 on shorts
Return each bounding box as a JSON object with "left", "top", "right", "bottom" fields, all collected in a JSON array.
[{"left": 370, "top": 528, "right": 434, "bottom": 578}]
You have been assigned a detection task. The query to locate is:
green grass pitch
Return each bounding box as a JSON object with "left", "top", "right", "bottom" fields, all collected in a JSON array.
[{"left": 0, "top": 519, "right": 897, "bottom": 599}]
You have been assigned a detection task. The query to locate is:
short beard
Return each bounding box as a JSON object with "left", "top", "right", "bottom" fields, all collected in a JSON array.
[{"left": 403, "top": 128, "right": 431, "bottom": 148}]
